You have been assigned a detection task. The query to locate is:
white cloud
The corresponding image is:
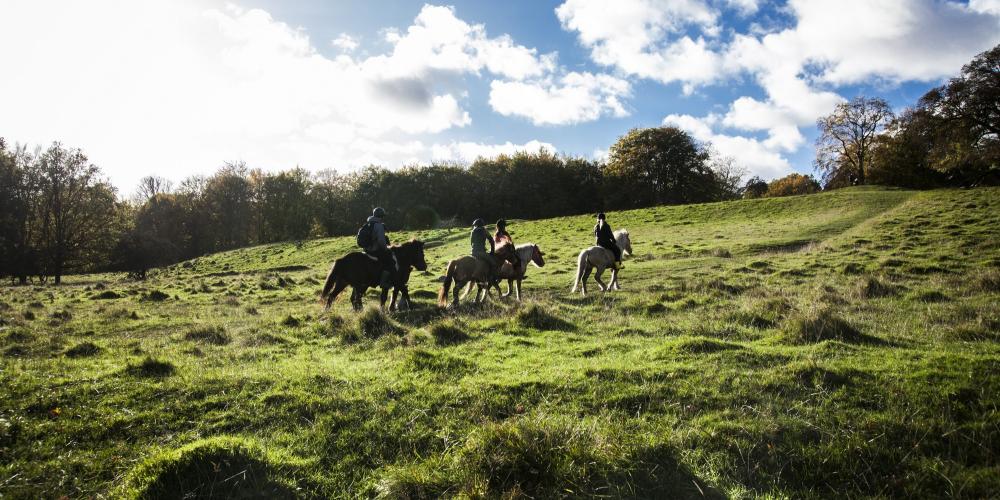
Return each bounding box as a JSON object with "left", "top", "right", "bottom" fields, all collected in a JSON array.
[
  {"left": 557, "top": 0, "right": 999, "bottom": 179},
  {"left": 362, "top": 5, "right": 554, "bottom": 82},
  {"left": 726, "top": 0, "right": 760, "bottom": 16},
  {"left": 0, "top": 2, "right": 578, "bottom": 190},
  {"left": 664, "top": 113, "right": 792, "bottom": 180},
  {"left": 431, "top": 140, "right": 556, "bottom": 162},
  {"left": 970, "top": 0, "right": 1000, "bottom": 16},
  {"left": 331, "top": 33, "right": 359, "bottom": 52},
  {"left": 489, "top": 72, "right": 631, "bottom": 125},
  {"left": 556, "top": 0, "right": 722, "bottom": 89}
]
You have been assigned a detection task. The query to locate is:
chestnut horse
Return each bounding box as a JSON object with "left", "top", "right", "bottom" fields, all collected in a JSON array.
[{"left": 438, "top": 251, "right": 518, "bottom": 307}]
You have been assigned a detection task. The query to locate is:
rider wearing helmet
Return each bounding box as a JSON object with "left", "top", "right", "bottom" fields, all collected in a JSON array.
[
  {"left": 493, "top": 218, "right": 520, "bottom": 270},
  {"left": 594, "top": 212, "right": 622, "bottom": 270},
  {"left": 470, "top": 218, "right": 497, "bottom": 278},
  {"left": 366, "top": 207, "right": 396, "bottom": 287}
]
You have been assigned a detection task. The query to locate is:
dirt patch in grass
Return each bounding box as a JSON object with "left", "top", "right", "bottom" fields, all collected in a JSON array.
[
  {"left": 122, "top": 436, "right": 305, "bottom": 499},
  {"left": 377, "top": 415, "right": 715, "bottom": 499},
  {"left": 405, "top": 348, "right": 473, "bottom": 376},
  {"left": 355, "top": 307, "right": 406, "bottom": 340},
  {"left": 280, "top": 315, "right": 302, "bottom": 328},
  {"left": 858, "top": 276, "right": 901, "bottom": 299},
  {"left": 126, "top": 357, "right": 175, "bottom": 378},
  {"left": 184, "top": 326, "right": 231, "bottom": 345},
  {"left": 782, "top": 308, "right": 878, "bottom": 344},
  {"left": 429, "top": 320, "right": 471, "bottom": 345},
  {"left": 516, "top": 304, "right": 575, "bottom": 331},
  {"left": 141, "top": 290, "right": 170, "bottom": 302},
  {"left": 912, "top": 290, "right": 949, "bottom": 303},
  {"left": 65, "top": 342, "right": 102, "bottom": 358},
  {"left": 662, "top": 337, "right": 744, "bottom": 355}
]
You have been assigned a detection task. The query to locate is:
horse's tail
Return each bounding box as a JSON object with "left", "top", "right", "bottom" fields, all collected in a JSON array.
[
  {"left": 572, "top": 251, "right": 587, "bottom": 292},
  {"left": 438, "top": 261, "right": 455, "bottom": 307},
  {"left": 321, "top": 260, "right": 339, "bottom": 300}
]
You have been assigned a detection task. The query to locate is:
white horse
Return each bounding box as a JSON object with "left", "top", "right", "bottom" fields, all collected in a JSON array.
[
  {"left": 462, "top": 243, "right": 546, "bottom": 301},
  {"left": 572, "top": 229, "right": 632, "bottom": 296}
]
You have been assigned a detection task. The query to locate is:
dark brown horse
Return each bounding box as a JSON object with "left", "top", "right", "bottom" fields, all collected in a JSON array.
[{"left": 321, "top": 240, "right": 427, "bottom": 311}]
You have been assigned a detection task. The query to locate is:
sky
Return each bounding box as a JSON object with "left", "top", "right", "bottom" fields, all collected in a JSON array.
[{"left": 1, "top": 0, "right": 998, "bottom": 193}]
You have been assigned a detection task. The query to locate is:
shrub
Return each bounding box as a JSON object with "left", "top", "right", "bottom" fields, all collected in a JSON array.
[{"left": 406, "top": 204, "right": 440, "bottom": 229}]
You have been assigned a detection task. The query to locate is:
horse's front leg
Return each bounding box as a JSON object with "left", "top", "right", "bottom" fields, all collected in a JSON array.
[
  {"left": 400, "top": 287, "right": 411, "bottom": 310},
  {"left": 502, "top": 279, "right": 513, "bottom": 298},
  {"left": 351, "top": 287, "right": 365, "bottom": 311},
  {"left": 515, "top": 279, "right": 522, "bottom": 301},
  {"left": 453, "top": 280, "right": 465, "bottom": 307},
  {"left": 380, "top": 287, "right": 391, "bottom": 309},
  {"left": 389, "top": 288, "right": 399, "bottom": 311},
  {"left": 612, "top": 269, "right": 621, "bottom": 290}
]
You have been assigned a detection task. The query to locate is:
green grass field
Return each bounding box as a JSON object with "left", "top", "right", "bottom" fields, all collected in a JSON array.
[{"left": 1, "top": 186, "right": 998, "bottom": 498}]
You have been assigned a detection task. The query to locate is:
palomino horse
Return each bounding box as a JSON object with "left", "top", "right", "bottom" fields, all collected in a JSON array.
[
  {"left": 438, "top": 251, "right": 518, "bottom": 307},
  {"left": 321, "top": 240, "right": 427, "bottom": 311},
  {"left": 572, "top": 229, "right": 632, "bottom": 296},
  {"left": 473, "top": 243, "right": 545, "bottom": 301}
]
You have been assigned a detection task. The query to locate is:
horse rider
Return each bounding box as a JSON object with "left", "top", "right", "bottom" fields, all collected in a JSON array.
[
  {"left": 470, "top": 218, "right": 498, "bottom": 279},
  {"left": 365, "top": 207, "right": 396, "bottom": 287},
  {"left": 594, "top": 212, "right": 622, "bottom": 270},
  {"left": 493, "top": 218, "right": 521, "bottom": 271}
]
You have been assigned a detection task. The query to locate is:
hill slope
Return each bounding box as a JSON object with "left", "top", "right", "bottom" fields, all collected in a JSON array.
[{"left": 1, "top": 187, "right": 998, "bottom": 498}]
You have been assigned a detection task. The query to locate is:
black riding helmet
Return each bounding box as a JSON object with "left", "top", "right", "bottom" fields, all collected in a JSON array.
[
  {"left": 496, "top": 218, "right": 506, "bottom": 229},
  {"left": 597, "top": 212, "right": 606, "bottom": 220},
  {"left": 472, "top": 218, "right": 485, "bottom": 227},
  {"left": 373, "top": 207, "right": 386, "bottom": 218}
]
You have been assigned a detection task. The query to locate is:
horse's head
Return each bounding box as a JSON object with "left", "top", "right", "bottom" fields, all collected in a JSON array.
[
  {"left": 398, "top": 240, "right": 427, "bottom": 271},
  {"left": 412, "top": 240, "right": 428, "bottom": 271},
  {"left": 617, "top": 230, "right": 633, "bottom": 256},
  {"left": 531, "top": 244, "right": 545, "bottom": 267}
]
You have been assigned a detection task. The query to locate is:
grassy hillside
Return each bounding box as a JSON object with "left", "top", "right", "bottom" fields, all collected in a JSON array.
[{"left": 1, "top": 186, "right": 998, "bottom": 498}]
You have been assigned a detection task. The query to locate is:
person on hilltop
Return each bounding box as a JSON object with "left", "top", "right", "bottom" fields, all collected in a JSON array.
[
  {"left": 493, "top": 218, "right": 521, "bottom": 271},
  {"left": 358, "top": 207, "right": 396, "bottom": 288},
  {"left": 594, "top": 212, "right": 622, "bottom": 270},
  {"left": 470, "top": 218, "right": 498, "bottom": 280}
]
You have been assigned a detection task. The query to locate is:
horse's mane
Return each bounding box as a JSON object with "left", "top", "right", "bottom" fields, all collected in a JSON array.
[
  {"left": 390, "top": 239, "right": 423, "bottom": 249},
  {"left": 615, "top": 229, "right": 629, "bottom": 237}
]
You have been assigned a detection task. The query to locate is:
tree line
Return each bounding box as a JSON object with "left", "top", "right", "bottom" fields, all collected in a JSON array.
[
  {"left": 0, "top": 134, "right": 743, "bottom": 283},
  {"left": 1, "top": 44, "right": 995, "bottom": 284},
  {"left": 756, "top": 43, "right": 998, "bottom": 197}
]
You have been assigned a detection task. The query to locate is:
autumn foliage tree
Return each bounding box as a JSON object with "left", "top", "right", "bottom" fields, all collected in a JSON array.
[{"left": 766, "top": 173, "right": 821, "bottom": 198}]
